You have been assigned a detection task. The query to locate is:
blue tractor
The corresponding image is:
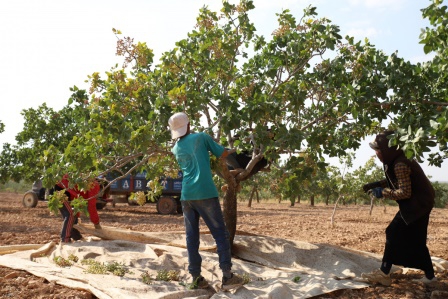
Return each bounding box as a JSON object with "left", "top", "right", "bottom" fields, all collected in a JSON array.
[{"left": 107, "top": 172, "right": 183, "bottom": 214}]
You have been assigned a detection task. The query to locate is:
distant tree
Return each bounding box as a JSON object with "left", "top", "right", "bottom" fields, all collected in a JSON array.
[
  {"left": 432, "top": 181, "right": 448, "bottom": 208},
  {"left": 0, "top": 101, "right": 88, "bottom": 184},
  {"left": 318, "top": 166, "right": 339, "bottom": 205},
  {"left": 350, "top": 157, "right": 384, "bottom": 204}
]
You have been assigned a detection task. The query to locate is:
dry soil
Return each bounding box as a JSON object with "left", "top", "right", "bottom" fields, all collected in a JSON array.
[{"left": 1, "top": 192, "right": 447, "bottom": 298}]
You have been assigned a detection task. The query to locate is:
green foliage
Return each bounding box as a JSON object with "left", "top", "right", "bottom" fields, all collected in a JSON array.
[
  {"left": 0, "top": 103, "right": 89, "bottom": 184},
  {"left": 128, "top": 191, "right": 147, "bottom": 206},
  {"left": 292, "top": 276, "right": 301, "bottom": 283},
  {"left": 241, "top": 273, "right": 251, "bottom": 284},
  {"left": 82, "top": 259, "right": 109, "bottom": 275},
  {"left": 420, "top": 0, "right": 448, "bottom": 57},
  {"left": 47, "top": 190, "right": 89, "bottom": 217},
  {"left": 348, "top": 157, "right": 383, "bottom": 204},
  {"left": 47, "top": 190, "right": 67, "bottom": 215},
  {"left": 384, "top": 0, "right": 448, "bottom": 166},
  {"left": 68, "top": 254, "right": 79, "bottom": 263},
  {"left": 141, "top": 271, "right": 153, "bottom": 285},
  {"left": 53, "top": 256, "right": 73, "bottom": 267},
  {"left": 81, "top": 259, "right": 133, "bottom": 276},
  {"left": 146, "top": 179, "right": 164, "bottom": 202},
  {"left": 71, "top": 197, "right": 89, "bottom": 217},
  {"left": 432, "top": 181, "right": 448, "bottom": 208},
  {"left": 105, "top": 261, "right": 133, "bottom": 277}
]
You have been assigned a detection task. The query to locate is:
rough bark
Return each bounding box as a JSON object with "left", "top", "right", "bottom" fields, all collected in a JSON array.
[
  {"left": 248, "top": 186, "right": 255, "bottom": 208},
  {"left": 223, "top": 186, "right": 238, "bottom": 246}
]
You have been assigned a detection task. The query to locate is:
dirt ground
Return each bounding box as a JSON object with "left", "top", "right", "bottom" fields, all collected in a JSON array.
[{"left": 1, "top": 191, "right": 447, "bottom": 299}]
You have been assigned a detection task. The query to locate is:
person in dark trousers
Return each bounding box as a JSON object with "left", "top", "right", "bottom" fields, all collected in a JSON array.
[
  {"left": 362, "top": 130, "right": 436, "bottom": 286},
  {"left": 54, "top": 175, "right": 103, "bottom": 243},
  {"left": 168, "top": 112, "right": 244, "bottom": 290}
]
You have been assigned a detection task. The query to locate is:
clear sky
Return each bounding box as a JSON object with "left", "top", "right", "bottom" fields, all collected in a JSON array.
[{"left": 0, "top": 0, "right": 445, "bottom": 181}]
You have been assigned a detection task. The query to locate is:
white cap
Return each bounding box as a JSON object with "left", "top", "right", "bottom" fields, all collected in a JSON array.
[{"left": 168, "top": 112, "right": 189, "bottom": 139}]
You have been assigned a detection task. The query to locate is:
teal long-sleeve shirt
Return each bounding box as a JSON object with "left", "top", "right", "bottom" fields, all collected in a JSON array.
[{"left": 172, "top": 132, "right": 224, "bottom": 200}]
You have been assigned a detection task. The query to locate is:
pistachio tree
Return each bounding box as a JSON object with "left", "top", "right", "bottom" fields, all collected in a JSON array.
[
  {"left": 2, "top": 1, "right": 446, "bottom": 244},
  {"left": 56, "top": 2, "right": 386, "bottom": 243}
]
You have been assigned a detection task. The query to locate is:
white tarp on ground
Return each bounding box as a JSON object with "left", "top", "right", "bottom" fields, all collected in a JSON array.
[{"left": 1, "top": 232, "right": 447, "bottom": 299}]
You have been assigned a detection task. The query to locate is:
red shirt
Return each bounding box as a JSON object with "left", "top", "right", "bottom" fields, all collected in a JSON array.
[{"left": 57, "top": 174, "right": 100, "bottom": 225}]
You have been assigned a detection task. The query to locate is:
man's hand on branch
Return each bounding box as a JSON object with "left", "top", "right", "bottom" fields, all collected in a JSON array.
[
  {"left": 226, "top": 148, "right": 236, "bottom": 155},
  {"left": 221, "top": 148, "right": 236, "bottom": 159}
]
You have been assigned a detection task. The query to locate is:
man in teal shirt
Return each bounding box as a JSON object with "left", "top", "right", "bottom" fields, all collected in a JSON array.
[{"left": 169, "top": 112, "right": 243, "bottom": 290}]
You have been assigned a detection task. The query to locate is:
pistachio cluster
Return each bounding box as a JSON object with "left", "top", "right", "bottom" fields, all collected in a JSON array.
[
  {"left": 155, "top": 269, "right": 180, "bottom": 282},
  {"left": 53, "top": 256, "right": 73, "bottom": 267}
]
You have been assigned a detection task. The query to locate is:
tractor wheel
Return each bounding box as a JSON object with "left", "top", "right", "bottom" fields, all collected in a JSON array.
[
  {"left": 156, "top": 196, "right": 177, "bottom": 215},
  {"left": 23, "top": 191, "right": 38, "bottom": 208}
]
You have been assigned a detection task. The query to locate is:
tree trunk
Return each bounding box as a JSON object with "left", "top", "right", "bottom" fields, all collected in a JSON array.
[
  {"left": 256, "top": 189, "right": 260, "bottom": 203},
  {"left": 297, "top": 195, "right": 301, "bottom": 204},
  {"left": 219, "top": 158, "right": 239, "bottom": 246},
  {"left": 325, "top": 195, "right": 329, "bottom": 205},
  {"left": 310, "top": 194, "right": 315, "bottom": 206},
  {"left": 223, "top": 184, "right": 238, "bottom": 246},
  {"left": 369, "top": 194, "right": 375, "bottom": 216},
  {"left": 248, "top": 186, "right": 256, "bottom": 208},
  {"left": 330, "top": 195, "right": 343, "bottom": 227}
]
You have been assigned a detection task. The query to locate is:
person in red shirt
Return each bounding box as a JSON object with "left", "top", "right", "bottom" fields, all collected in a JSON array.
[{"left": 55, "top": 175, "right": 102, "bottom": 243}]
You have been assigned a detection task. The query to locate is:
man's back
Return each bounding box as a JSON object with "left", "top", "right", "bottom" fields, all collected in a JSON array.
[{"left": 172, "top": 132, "right": 224, "bottom": 200}]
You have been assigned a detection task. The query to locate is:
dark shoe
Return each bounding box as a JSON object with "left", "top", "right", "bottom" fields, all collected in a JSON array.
[
  {"left": 94, "top": 223, "right": 102, "bottom": 229},
  {"left": 222, "top": 273, "right": 244, "bottom": 290},
  {"left": 70, "top": 228, "right": 83, "bottom": 241},
  {"left": 188, "top": 275, "right": 209, "bottom": 289}
]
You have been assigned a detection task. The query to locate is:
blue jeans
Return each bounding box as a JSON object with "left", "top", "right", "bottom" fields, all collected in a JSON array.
[{"left": 181, "top": 197, "right": 232, "bottom": 277}]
